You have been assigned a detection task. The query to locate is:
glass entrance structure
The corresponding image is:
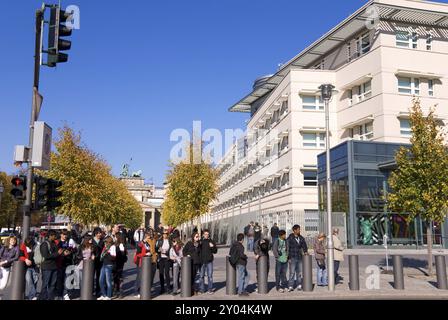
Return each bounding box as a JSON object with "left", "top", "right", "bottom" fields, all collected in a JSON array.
[{"left": 317, "top": 140, "right": 448, "bottom": 248}]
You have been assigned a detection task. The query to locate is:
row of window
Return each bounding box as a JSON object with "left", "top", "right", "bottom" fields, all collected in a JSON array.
[
  {"left": 219, "top": 135, "right": 290, "bottom": 194},
  {"left": 396, "top": 30, "right": 432, "bottom": 51},
  {"left": 213, "top": 172, "right": 291, "bottom": 213}
]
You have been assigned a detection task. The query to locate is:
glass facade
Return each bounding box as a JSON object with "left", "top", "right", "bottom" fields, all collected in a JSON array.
[{"left": 318, "top": 140, "right": 448, "bottom": 248}]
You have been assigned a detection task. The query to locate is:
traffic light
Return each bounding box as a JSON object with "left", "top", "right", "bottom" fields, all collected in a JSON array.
[
  {"left": 47, "top": 5, "right": 73, "bottom": 67},
  {"left": 34, "top": 176, "right": 63, "bottom": 211},
  {"left": 10, "top": 176, "right": 27, "bottom": 200}
]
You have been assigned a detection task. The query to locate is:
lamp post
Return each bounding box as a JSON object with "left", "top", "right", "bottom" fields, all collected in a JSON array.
[
  {"left": 0, "top": 181, "right": 4, "bottom": 210},
  {"left": 319, "top": 84, "right": 335, "bottom": 292}
]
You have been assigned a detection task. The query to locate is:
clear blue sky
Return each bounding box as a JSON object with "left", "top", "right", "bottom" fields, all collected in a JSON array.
[{"left": 2, "top": 0, "right": 446, "bottom": 185}]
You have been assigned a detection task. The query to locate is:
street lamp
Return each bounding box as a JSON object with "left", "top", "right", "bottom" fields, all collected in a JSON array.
[
  {"left": 319, "top": 83, "right": 336, "bottom": 292},
  {"left": 0, "top": 181, "right": 4, "bottom": 210}
]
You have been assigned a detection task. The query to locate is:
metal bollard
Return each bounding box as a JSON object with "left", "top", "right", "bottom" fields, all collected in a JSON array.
[
  {"left": 181, "top": 256, "right": 192, "bottom": 298},
  {"left": 392, "top": 255, "right": 404, "bottom": 290},
  {"left": 226, "top": 256, "right": 236, "bottom": 295},
  {"left": 435, "top": 255, "right": 448, "bottom": 290},
  {"left": 302, "top": 254, "right": 313, "bottom": 292},
  {"left": 9, "top": 260, "right": 25, "bottom": 300},
  {"left": 349, "top": 255, "right": 359, "bottom": 291},
  {"left": 80, "top": 259, "right": 95, "bottom": 300},
  {"left": 140, "top": 257, "right": 152, "bottom": 300},
  {"left": 257, "top": 256, "right": 268, "bottom": 294}
]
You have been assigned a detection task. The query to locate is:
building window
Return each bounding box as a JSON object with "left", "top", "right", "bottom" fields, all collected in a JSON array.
[
  {"left": 396, "top": 30, "right": 418, "bottom": 49},
  {"left": 280, "top": 100, "right": 288, "bottom": 117},
  {"left": 400, "top": 119, "right": 412, "bottom": 137},
  {"left": 281, "top": 172, "right": 290, "bottom": 188},
  {"left": 348, "top": 89, "right": 353, "bottom": 106},
  {"left": 303, "top": 133, "right": 326, "bottom": 148},
  {"left": 426, "top": 34, "right": 433, "bottom": 51},
  {"left": 359, "top": 121, "right": 373, "bottom": 140},
  {"left": 303, "top": 170, "right": 317, "bottom": 186},
  {"left": 357, "top": 80, "right": 372, "bottom": 102},
  {"left": 398, "top": 77, "right": 420, "bottom": 95},
  {"left": 356, "top": 33, "right": 371, "bottom": 57},
  {"left": 428, "top": 79, "right": 434, "bottom": 96},
  {"left": 301, "top": 95, "right": 324, "bottom": 111}
]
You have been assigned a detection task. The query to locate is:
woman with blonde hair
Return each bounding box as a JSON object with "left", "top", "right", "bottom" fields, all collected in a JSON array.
[{"left": 0, "top": 236, "right": 19, "bottom": 290}]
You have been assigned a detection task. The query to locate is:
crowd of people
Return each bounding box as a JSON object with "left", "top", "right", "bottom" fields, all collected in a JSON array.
[
  {"left": 238, "top": 221, "right": 344, "bottom": 295},
  {"left": 0, "top": 222, "right": 345, "bottom": 300}
]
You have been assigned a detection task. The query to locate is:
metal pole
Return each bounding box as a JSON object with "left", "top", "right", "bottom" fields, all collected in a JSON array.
[
  {"left": 181, "top": 256, "right": 192, "bottom": 297},
  {"left": 392, "top": 255, "right": 404, "bottom": 290},
  {"left": 435, "top": 255, "right": 448, "bottom": 290},
  {"left": 226, "top": 256, "right": 236, "bottom": 295},
  {"left": 324, "top": 96, "right": 335, "bottom": 292},
  {"left": 257, "top": 256, "right": 268, "bottom": 294},
  {"left": 348, "top": 255, "right": 359, "bottom": 290},
  {"left": 302, "top": 254, "right": 313, "bottom": 292},
  {"left": 12, "top": 9, "right": 43, "bottom": 301},
  {"left": 80, "top": 259, "right": 94, "bottom": 300},
  {"left": 9, "top": 261, "right": 26, "bottom": 300},
  {"left": 0, "top": 182, "right": 4, "bottom": 210},
  {"left": 140, "top": 257, "right": 152, "bottom": 300}
]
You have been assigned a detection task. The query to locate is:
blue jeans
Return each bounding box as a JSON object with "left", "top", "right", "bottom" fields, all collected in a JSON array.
[
  {"left": 275, "top": 261, "right": 288, "bottom": 290},
  {"left": 317, "top": 266, "right": 328, "bottom": 286},
  {"left": 247, "top": 237, "right": 254, "bottom": 252},
  {"left": 100, "top": 265, "right": 113, "bottom": 298},
  {"left": 25, "top": 268, "right": 38, "bottom": 300},
  {"left": 288, "top": 258, "right": 303, "bottom": 288},
  {"left": 237, "top": 264, "right": 250, "bottom": 294},
  {"left": 200, "top": 262, "right": 213, "bottom": 292},
  {"left": 40, "top": 269, "right": 57, "bottom": 300}
]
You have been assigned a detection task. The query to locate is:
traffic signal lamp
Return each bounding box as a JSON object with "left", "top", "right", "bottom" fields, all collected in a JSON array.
[
  {"left": 10, "top": 176, "right": 27, "bottom": 200},
  {"left": 47, "top": 5, "right": 73, "bottom": 67},
  {"left": 34, "top": 176, "right": 63, "bottom": 211}
]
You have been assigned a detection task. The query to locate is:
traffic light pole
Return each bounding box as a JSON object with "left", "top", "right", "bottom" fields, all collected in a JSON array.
[
  {"left": 24, "top": 9, "right": 44, "bottom": 241},
  {"left": 11, "top": 9, "right": 43, "bottom": 301}
]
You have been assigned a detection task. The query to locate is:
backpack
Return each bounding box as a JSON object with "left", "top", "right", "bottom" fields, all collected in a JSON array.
[
  {"left": 229, "top": 244, "right": 239, "bottom": 267},
  {"left": 34, "top": 241, "right": 50, "bottom": 265}
]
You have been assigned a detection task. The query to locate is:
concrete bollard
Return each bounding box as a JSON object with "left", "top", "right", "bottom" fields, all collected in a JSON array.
[
  {"left": 9, "top": 260, "right": 25, "bottom": 300},
  {"left": 257, "top": 256, "right": 268, "bottom": 294},
  {"left": 435, "top": 255, "right": 448, "bottom": 290},
  {"left": 226, "top": 256, "right": 236, "bottom": 295},
  {"left": 80, "top": 259, "right": 95, "bottom": 300},
  {"left": 392, "top": 255, "right": 404, "bottom": 290},
  {"left": 140, "top": 257, "right": 152, "bottom": 300},
  {"left": 181, "top": 256, "right": 192, "bottom": 298},
  {"left": 349, "top": 255, "right": 359, "bottom": 291},
  {"left": 302, "top": 254, "right": 313, "bottom": 292}
]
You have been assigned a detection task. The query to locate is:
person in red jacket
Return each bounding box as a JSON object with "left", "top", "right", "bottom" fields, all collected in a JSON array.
[
  {"left": 19, "top": 237, "right": 38, "bottom": 300},
  {"left": 133, "top": 232, "right": 152, "bottom": 298}
]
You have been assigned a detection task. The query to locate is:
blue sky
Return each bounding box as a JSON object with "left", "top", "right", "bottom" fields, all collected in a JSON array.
[{"left": 2, "top": 0, "right": 446, "bottom": 185}]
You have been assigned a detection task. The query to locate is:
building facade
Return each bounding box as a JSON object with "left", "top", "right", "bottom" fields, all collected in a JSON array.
[
  {"left": 205, "top": 0, "right": 448, "bottom": 245},
  {"left": 120, "top": 177, "right": 165, "bottom": 229}
]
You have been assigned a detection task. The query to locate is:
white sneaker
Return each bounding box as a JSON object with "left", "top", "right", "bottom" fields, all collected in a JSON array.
[
  {"left": 297, "top": 285, "right": 302, "bottom": 291},
  {"left": 97, "top": 296, "right": 105, "bottom": 300},
  {"left": 64, "top": 294, "right": 70, "bottom": 300},
  {"left": 288, "top": 287, "right": 294, "bottom": 292},
  {"left": 31, "top": 297, "right": 38, "bottom": 300},
  {"left": 278, "top": 288, "right": 284, "bottom": 293},
  {"left": 134, "top": 294, "right": 140, "bottom": 299},
  {"left": 103, "top": 296, "right": 111, "bottom": 300}
]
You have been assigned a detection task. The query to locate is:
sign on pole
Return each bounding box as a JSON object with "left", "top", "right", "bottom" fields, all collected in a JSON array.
[{"left": 32, "top": 121, "right": 52, "bottom": 170}]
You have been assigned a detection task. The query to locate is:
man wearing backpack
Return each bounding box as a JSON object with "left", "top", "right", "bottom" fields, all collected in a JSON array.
[
  {"left": 229, "top": 233, "right": 249, "bottom": 297},
  {"left": 287, "top": 225, "right": 308, "bottom": 292},
  {"left": 272, "top": 230, "right": 289, "bottom": 292},
  {"left": 39, "top": 230, "right": 63, "bottom": 300}
]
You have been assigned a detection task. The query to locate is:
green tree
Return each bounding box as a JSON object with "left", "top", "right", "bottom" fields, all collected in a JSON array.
[
  {"left": 43, "top": 126, "right": 142, "bottom": 228},
  {"left": 388, "top": 99, "right": 448, "bottom": 275},
  {"left": 163, "top": 141, "right": 218, "bottom": 229}
]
